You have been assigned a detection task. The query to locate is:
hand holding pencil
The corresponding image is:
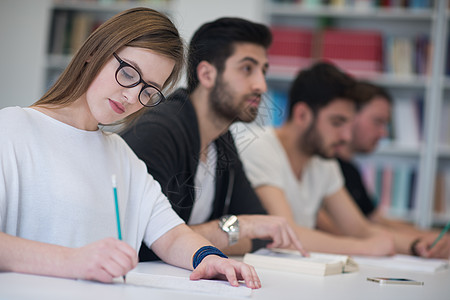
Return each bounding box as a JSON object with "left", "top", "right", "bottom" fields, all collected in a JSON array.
[
  {"left": 112, "top": 174, "right": 129, "bottom": 283},
  {"left": 411, "top": 222, "right": 450, "bottom": 259}
]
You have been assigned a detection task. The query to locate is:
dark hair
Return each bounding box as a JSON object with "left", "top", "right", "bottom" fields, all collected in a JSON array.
[
  {"left": 346, "top": 80, "right": 393, "bottom": 111},
  {"left": 186, "top": 17, "right": 272, "bottom": 93},
  {"left": 287, "top": 61, "right": 356, "bottom": 119}
]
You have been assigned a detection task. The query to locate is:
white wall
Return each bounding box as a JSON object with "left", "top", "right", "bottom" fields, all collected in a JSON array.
[
  {"left": 172, "top": 0, "right": 265, "bottom": 44},
  {"left": 0, "top": 0, "right": 52, "bottom": 109}
]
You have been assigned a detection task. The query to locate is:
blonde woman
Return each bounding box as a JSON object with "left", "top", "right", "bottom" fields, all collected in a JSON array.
[{"left": 0, "top": 7, "right": 260, "bottom": 288}]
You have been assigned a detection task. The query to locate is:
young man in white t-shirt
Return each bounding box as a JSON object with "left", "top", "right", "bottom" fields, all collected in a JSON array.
[
  {"left": 317, "top": 81, "right": 450, "bottom": 258},
  {"left": 237, "top": 62, "right": 398, "bottom": 256}
]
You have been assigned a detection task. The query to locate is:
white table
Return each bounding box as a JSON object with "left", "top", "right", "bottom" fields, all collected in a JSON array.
[{"left": 1, "top": 260, "right": 449, "bottom": 300}]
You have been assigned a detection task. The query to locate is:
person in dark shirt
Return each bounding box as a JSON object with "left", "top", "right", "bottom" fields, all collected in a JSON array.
[
  {"left": 317, "top": 81, "right": 450, "bottom": 258},
  {"left": 121, "top": 17, "right": 306, "bottom": 261}
]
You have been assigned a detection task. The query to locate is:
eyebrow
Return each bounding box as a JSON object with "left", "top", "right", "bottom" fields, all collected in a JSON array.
[
  {"left": 238, "top": 57, "right": 269, "bottom": 71},
  {"left": 124, "top": 58, "right": 163, "bottom": 90},
  {"left": 330, "top": 115, "right": 350, "bottom": 122}
]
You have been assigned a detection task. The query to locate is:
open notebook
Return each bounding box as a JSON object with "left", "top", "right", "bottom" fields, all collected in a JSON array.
[
  {"left": 352, "top": 254, "right": 449, "bottom": 273},
  {"left": 113, "top": 272, "right": 252, "bottom": 298},
  {"left": 243, "top": 248, "right": 358, "bottom": 276}
]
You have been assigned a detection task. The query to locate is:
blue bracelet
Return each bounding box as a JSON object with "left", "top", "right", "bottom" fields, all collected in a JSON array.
[{"left": 192, "top": 246, "right": 228, "bottom": 269}]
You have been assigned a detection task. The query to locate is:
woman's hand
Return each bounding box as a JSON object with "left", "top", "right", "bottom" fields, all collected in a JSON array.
[{"left": 190, "top": 255, "right": 261, "bottom": 289}]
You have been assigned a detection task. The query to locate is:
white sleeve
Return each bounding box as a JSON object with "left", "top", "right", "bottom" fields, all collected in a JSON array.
[
  {"left": 238, "top": 131, "right": 286, "bottom": 190},
  {"left": 118, "top": 136, "right": 184, "bottom": 250},
  {"left": 141, "top": 178, "right": 184, "bottom": 248},
  {"left": 323, "top": 159, "right": 344, "bottom": 197}
]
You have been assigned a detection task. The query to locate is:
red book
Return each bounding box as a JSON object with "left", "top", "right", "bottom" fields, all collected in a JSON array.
[
  {"left": 268, "top": 27, "right": 314, "bottom": 76},
  {"left": 319, "top": 29, "right": 383, "bottom": 77}
]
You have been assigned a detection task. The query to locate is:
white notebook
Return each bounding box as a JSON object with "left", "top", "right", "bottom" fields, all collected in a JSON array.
[
  {"left": 113, "top": 272, "right": 252, "bottom": 298},
  {"left": 353, "top": 254, "right": 449, "bottom": 273}
]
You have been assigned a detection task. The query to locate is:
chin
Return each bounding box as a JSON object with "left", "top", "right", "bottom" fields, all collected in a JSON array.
[{"left": 238, "top": 112, "right": 258, "bottom": 123}]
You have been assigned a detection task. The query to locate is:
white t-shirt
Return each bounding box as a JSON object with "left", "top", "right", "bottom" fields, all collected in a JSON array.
[
  {"left": 236, "top": 126, "right": 343, "bottom": 228},
  {"left": 189, "top": 143, "right": 217, "bottom": 225},
  {"left": 0, "top": 107, "right": 184, "bottom": 251}
]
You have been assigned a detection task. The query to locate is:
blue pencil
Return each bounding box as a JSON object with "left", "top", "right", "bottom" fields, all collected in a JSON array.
[
  {"left": 112, "top": 174, "right": 126, "bottom": 283},
  {"left": 430, "top": 220, "right": 450, "bottom": 249}
]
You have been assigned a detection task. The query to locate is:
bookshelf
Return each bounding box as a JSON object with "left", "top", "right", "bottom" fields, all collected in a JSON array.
[
  {"left": 44, "top": 0, "right": 173, "bottom": 91},
  {"left": 262, "top": 0, "right": 449, "bottom": 229}
]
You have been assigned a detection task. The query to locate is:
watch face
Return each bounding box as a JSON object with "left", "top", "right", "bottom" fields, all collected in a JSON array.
[
  {"left": 219, "top": 215, "right": 239, "bottom": 246},
  {"left": 222, "top": 215, "right": 238, "bottom": 230}
]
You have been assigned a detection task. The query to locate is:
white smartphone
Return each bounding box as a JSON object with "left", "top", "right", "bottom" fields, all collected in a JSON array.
[{"left": 367, "top": 277, "right": 424, "bottom": 285}]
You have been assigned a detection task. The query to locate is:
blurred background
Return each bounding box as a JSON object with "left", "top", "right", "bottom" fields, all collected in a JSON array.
[{"left": 0, "top": 0, "right": 448, "bottom": 230}]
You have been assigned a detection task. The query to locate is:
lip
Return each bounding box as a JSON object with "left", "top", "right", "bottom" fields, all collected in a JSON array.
[
  {"left": 247, "top": 96, "right": 261, "bottom": 107},
  {"left": 109, "top": 99, "right": 125, "bottom": 114}
]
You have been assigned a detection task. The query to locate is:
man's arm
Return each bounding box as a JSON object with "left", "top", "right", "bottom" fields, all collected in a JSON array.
[
  {"left": 0, "top": 232, "right": 137, "bottom": 282},
  {"left": 189, "top": 215, "right": 306, "bottom": 256},
  {"left": 255, "top": 185, "right": 396, "bottom": 256},
  {"left": 321, "top": 188, "right": 450, "bottom": 258}
]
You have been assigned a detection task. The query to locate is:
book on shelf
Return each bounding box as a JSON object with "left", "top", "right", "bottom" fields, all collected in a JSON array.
[
  {"left": 69, "top": 13, "right": 95, "bottom": 54},
  {"left": 359, "top": 162, "right": 418, "bottom": 218},
  {"left": 433, "top": 169, "right": 450, "bottom": 218},
  {"left": 243, "top": 248, "right": 359, "bottom": 276},
  {"left": 268, "top": 27, "right": 314, "bottom": 76},
  {"left": 391, "top": 97, "right": 423, "bottom": 148},
  {"left": 49, "top": 10, "right": 69, "bottom": 55},
  {"left": 317, "top": 29, "right": 383, "bottom": 77},
  {"left": 439, "top": 100, "right": 450, "bottom": 146}
]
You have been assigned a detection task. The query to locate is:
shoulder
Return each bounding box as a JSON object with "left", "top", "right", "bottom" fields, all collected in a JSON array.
[
  {"left": 308, "top": 157, "right": 343, "bottom": 179},
  {"left": 0, "top": 106, "right": 29, "bottom": 124},
  {"left": 121, "top": 89, "right": 198, "bottom": 144},
  {"left": 142, "top": 88, "right": 195, "bottom": 124},
  {"left": 0, "top": 107, "right": 36, "bottom": 141},
  {"left": 232, "top": 124, "right": 277, "bottom": 155}
]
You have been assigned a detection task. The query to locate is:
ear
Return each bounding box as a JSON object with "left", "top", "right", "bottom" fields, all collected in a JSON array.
[
  {"left": 196, "top": 61, "right": 217, "bottom": 89},
  {"left": 291, "top": 102, "right": 313, "bottom": 128}
]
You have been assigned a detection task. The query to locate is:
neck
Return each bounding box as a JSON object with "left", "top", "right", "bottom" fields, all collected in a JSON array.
[
  {"left": 275, "top": 123, "right": 311, "bottom": 180},
  {"left": 190, "top": 88, "right": 233, "bottom": 154},
  {"left": 31, "top": 98, "right": 98, "bottom": 131}
]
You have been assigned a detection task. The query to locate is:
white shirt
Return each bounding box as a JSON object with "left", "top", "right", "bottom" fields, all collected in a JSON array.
[
  {"left": 189, "top": 143, "right": 217, "bottom": 225},
  {"left": 236, "top": 126, "right": 343, "bottom": 228},
  {"left": 0, "top": 107, "right": 184, "bottom": 251}
]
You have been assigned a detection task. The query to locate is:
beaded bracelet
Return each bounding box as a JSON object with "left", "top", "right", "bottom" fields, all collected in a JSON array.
[{"left": 192, "top": 245, "right": 228, "bottom": 269}]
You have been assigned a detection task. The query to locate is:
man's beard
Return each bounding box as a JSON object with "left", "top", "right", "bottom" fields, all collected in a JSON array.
[
  {"left": 301, "top": 122, "right": 347, "bottom": 158},
  {"left": 301, "top": 122, "right": 323, "bottom": 157},
  {"left": 300, "top": 121, "right": 332, "bottom": 158},
  {"left": 209, "top": 75, "right": 259, "bottom": 124}
]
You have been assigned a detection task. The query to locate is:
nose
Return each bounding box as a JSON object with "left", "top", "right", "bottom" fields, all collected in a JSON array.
[
  {"left": 252, "top": 70, "right": 267, "bottom": 94},
  {"left": 341, "top": 123, "right": 353, "bottom": 143},
  {"left": 122, "top": 84, "right": 141, "bottom": 105}
]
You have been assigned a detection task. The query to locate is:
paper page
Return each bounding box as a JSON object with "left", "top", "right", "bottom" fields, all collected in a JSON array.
[
  {"left": 113, "top": 272, "right": 252, "bottom": 298},
  {"left": 271, "top": 248, "right": 349, "bottom": 263},
  {"left": 353, "top": 254, "right": 449, "bottom": 273}
]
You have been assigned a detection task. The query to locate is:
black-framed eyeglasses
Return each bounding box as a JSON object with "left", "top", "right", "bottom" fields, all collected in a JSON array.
[{"left": 113, "top": 52, "right": 166, "bottom": 107}]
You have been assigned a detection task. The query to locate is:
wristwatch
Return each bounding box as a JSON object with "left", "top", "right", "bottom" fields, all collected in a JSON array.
[{"left": 219, "top": 215, "right": 240, "bottom": 246}]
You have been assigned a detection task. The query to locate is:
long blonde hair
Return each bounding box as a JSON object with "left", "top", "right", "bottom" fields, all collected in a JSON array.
[{"left": 34, "top": 7, "right": 184, "bottom": 125}]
